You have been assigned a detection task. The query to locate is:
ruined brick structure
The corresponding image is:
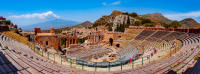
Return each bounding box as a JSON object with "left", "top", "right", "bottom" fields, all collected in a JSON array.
[
  {"left": 34, "top": 28, "right": 78, "bottom": 51},
  {"left": 103, "top": 32, "right": 121, "bottom": 42},
  {"left": 88, "top": 31, "right": 104, "bottom": 45}
]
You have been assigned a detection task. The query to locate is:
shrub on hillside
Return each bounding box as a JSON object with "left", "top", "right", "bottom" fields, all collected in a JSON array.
[{"left": 141, "top": 19, "right": 152, "bottom": 24}]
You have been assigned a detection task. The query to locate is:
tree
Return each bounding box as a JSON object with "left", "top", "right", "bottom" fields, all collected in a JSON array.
[
  {"left": 105, "top": 23, "right": 114, "bottom": 31},
  {"left": 123, "top": 12, "right": 129, "bottom": 15},
  {"left": 144, "top": 23, "right": 155, "bottom": 27},
  {"left": 133, "top": 21, "right": 141, "bottom": 26},
  {"left": 108, "top": 26, "right": 113, "bottom": 31},
  {"left": 161, "top": 23, "right": 171, "bottom": 28},
  {"left": 14, "top": 29, "right": 20, "bottom": 34},
  {"left": 142, "top": 19, "right": 152, "bottom": 25},
  {"left": 0, "top": 20, "right": 11, "bottom": 25},
  {"left": 77, "top": 36, "right": 88, "bottom": 44},
  {"left": 5, "top": 20, "right": 11, "bottom": 25},
  {"left": 124, "top": 24, "right": 130, "bottom": 28},
  {"left": 105, "top": 23, "right": 113, "bottom": 27},
  {"left": 170, "top": 21, "right": 181, "bottom": 28},
  {"left": 127, "top": 16, "right": 130, "bottom": 25},
  {"left": 0, "top": 21, "right": 2, "bottom": 24},
  {"left": 129, "top": 12, "right": 138, "bottom": 17},
  {"left": 61, "top": 39, "right": 66, "bottom": 46},
  {"left": 115, "top": 24, "right": 125, "bottom": 32}
]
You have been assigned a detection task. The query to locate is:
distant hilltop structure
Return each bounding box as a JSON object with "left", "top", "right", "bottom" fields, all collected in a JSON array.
[
  {"left": 0, "top": 16, "right": 19, "bottom": 32},
  {"left": 0, "top": 16, "right": 6, "bottom": 20}
]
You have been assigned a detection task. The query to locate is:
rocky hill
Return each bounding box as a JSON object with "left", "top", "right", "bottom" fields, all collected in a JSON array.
[
  {"left": 93, "top": 10, "right": 137, "bottom": 31},
  {"left": 92, "top": 10, "right": 200, "bottom": 30},
  {"left": 141, "top": 13, "right": 172, "bottom": 23},
  {"left": 71, "top": 21, "right": 92, "bottom": 28},
  {"left": 180, "top": 18, "right": 200, "bottom": 29}
]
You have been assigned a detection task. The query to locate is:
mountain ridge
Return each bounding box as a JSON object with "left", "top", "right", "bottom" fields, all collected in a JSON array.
[
  {"left": 21, "top": 19, "right": 80, "bottom": 31},
  {"left": 92, "top": 10, "right": 200, "bottom": 29}
]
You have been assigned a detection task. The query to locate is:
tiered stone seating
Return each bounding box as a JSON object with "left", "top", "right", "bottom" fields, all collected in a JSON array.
[
  {"left": 184, "top": 57, "right": 200, "bottom": 74},
  {"left": 112, "top": 33, "right": 200, "bottom": 74},
  {"left": 67, "top": 47, "right": 112, "bottom": 60},
  {"left": 121, "top": 29, "right": 142, "bottom": 40},
  {"left": 0, "top": 30, "right": 199, "bottom": 74},
  {"left": 0, "top": 34, "right": 82, "bottom": 73},
  {"left": 118, "top": 44, "right": 138, "bottom": 61},
  {"left": 162, "top": 32, "right": 186, "bottom": 41},
  {"left": 135, "top": 30, "right": 156, "bottom": 40},
  {"left": 0, "top": 51, "right": 23, "bottom": 74},
  {"left": 146, "top": 31, "right": 169, "bottom": 42}
]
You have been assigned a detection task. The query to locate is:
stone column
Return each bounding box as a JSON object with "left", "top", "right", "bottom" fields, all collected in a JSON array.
[
  {"left": 66, "top": 39, "right": 68, "bottom": 47},
  {"left": 187, "top": 28, "right": 190, "bottom": 33},
  {"left": 75, "top": 39, "right": 77, "bottom": 44}
]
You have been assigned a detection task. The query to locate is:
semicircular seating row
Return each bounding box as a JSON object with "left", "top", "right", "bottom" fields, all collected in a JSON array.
[
  {"left": 0, "top": 34, "right": 100, "bottom": 74},
  {"left": 112, "top": 33, "right": 200, "bottom": 74},
  {"left": 0, "top": 32, "right": 200, "bottom": 74}
]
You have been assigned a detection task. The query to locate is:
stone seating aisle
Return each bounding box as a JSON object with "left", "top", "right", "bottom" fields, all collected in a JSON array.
[{"left": 0, "top": 34, "right": 82, "bottom": 74}]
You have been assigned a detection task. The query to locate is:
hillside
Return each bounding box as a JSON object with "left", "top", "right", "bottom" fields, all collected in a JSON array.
[
  {"left": 180, "top": 18, "right": 200, "bottom": 29},
  {"left": 141, "top": 13, "right": 172, "bottom": 23},
  {"left": 71, "top": 21, "right": 92, "bottom": 28},
  {"left": 92, "top": 10, "right": 137, "bottom": 32},
  {"left": 92, "top": 10, "right": 200, "bottom": 30}
]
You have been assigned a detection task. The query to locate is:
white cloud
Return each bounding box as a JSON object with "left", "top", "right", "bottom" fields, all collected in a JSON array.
[
  {"left": 9, "top": 11, "right": 60, "bottom": 19},
  {"left": 111, "top": 1, "right": 121, "bottom": 5},
  {"left": 102, "top": 1, "right": 121, "bottom": 6},
  {"left": 164, "top": 11, "right": 200, "bottom": 21},
  {"left": 102, "top": 2, "right": 107, "bottom": 6}
]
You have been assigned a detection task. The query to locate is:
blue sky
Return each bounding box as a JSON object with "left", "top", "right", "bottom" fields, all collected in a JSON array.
[{"left": 0, "top": 0, "right": 200, "bottom": 27}]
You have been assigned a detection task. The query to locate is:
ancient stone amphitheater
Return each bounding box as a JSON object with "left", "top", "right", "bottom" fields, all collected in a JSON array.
[{"left": 0, "top": 29, "right": 200, "bottom": 74}]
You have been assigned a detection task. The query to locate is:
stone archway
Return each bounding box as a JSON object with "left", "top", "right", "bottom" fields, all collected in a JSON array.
[{"left": 109, "top": 38, "right": 113, "bottom": 46}]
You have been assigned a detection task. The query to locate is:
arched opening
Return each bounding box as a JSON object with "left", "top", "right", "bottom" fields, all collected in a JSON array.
[
  {"left": 45, "top": 41, "right": 48, "bottom": 45},
  {"left": 70, "top": 39, "right": 72, "bottom": 44},
  {"left": 116, "top": 44, "right": 120, "bottom": 48},
  {"left": 109, "top": 38, "right": 113, "bottom": 46}
]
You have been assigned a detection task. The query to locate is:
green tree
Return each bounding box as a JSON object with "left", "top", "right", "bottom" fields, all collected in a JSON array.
[
  {"left": 123, "top": 12, "right": 129, "bottom": 15},
  {"left": 14, "top": 29, "right": 20, "bottom": 34},
  {"left": 129, "top": 12, "right": 138, "bottom": 17},
  {"left": 133, "top": 21, "right": 141, "bottom": 26},
  {"left": 141, "top": 19, "right": 152, "bottom": 25},
  {"left": 5, "top": 20, "right": 11, "bottom": 25},
  {"left": 127, "top": 16, "right": 130, "bottom": 25},
  {"left": 108, "top": 26, "right": 113, "bottom": 31},
  {"left": 61, "top": 39, "right": 66, "bottom": 45},
  {"left": 144, "top": 23, "right": 155, "bottom": 27},
  {"left": 0, "top": 21, "right": 2, "bottom": 24},
  {"left": 0, "top": 20, "right": 11, "bottom": 25},
  {"left": 161, "top": 23, "right": 171, "bottom": 28},
  {"left": 115, "top": 24, "right": 126, "bottom": 32},
  {"left": 77, "top": 36, "right": 88, "bottom": 44},
  {"left": 170, "top": 21, "right": 181, "bottom": 28}
]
